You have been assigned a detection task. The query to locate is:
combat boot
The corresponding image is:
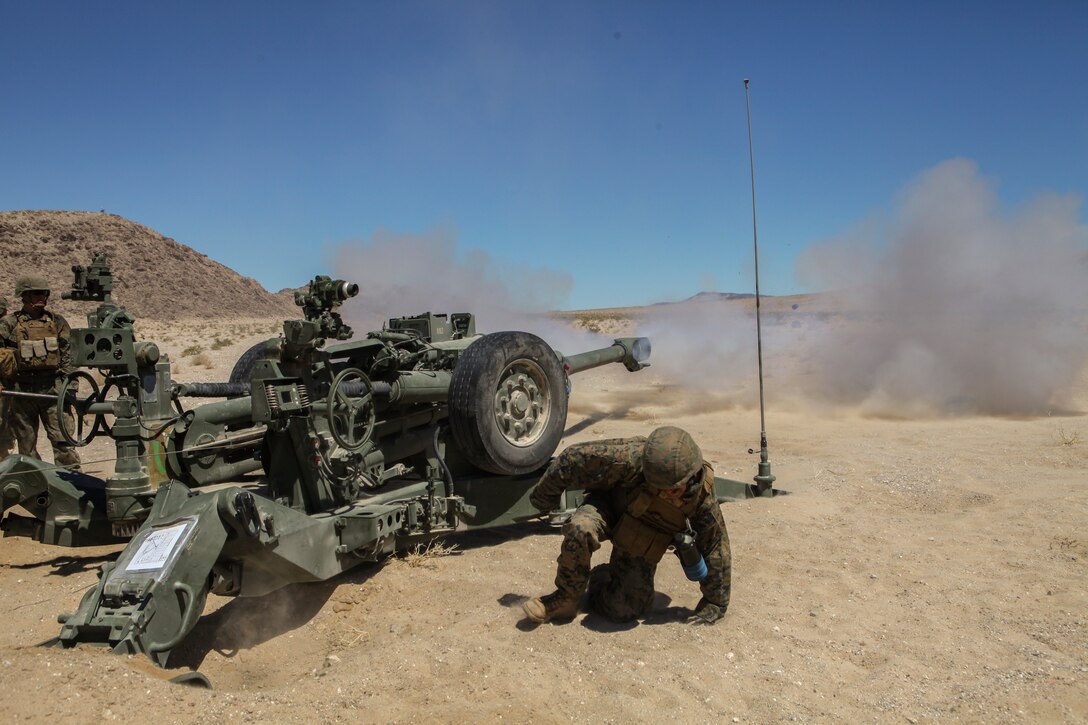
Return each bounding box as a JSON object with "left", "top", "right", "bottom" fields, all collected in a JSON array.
[{"left": 522, "top": 591, "right": 579, "bottom": 623}]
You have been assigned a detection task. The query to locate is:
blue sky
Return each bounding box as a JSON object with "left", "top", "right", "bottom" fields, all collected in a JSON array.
[{"left": 2, "top": 1, "right": 1085, "bottom": 310}]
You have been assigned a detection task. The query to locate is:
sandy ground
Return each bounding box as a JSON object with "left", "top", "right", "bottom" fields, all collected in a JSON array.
[{"left": 1, "top": 317, "right": 1086, "bottom": 724}]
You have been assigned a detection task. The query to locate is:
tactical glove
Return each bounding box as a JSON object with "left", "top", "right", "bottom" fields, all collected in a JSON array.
[
  {"left": 688, "top": 597, "right": 726, "bottom": 625},
  {"left": 529, "top": 489, "right": 561, "bottom": 513}
]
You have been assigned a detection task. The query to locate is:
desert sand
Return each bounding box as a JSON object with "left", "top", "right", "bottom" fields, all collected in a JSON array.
[{"left": 0, "top": 311, "right": 1086, "bottom": 725}]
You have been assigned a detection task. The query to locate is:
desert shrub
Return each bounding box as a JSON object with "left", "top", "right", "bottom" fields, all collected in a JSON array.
[
  {"left": 398, "top": 540, "right": 459, "bottom": 568},
  {"left": 1056, "top": 426, "right": 1080, "bottom": 446}
]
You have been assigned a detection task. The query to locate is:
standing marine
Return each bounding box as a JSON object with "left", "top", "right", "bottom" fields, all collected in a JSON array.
[
  {"left": 0, "top": 276, "right": 81, "bottom": 469},
  {"left": 523, "top": 426, "right": 730, "bottom": 624}
]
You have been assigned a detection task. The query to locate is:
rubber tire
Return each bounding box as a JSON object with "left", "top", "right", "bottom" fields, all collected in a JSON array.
[
  {"left": 448, "top": 331, "right": 568, "bottom": 475},
  {"left": 228, "top": 338, "right": 280, "bottom": 386}
]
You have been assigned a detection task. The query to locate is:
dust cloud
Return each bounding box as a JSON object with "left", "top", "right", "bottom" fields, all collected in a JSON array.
[
  {"left": 327, "top": 160, "right": 1088, "bottom": 420},
  {"left": 796, "top": 158, "right": 1088, "bottom": 416},
  {"left": 637, "top": 300, "right": 765, "bottom": 411},
  {"left": 330, "top": 226, "right": 605, "bottom": 351}
]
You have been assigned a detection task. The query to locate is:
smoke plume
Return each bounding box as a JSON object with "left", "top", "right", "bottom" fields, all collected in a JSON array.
[
  {"left": 330, "top": 226, "right": 602, "bottom": 350},
  {"left": 636, "top": 299, "right": 765, "bottom": 411},
  {"left": 325, "top": 163, "right": 1088, "bottom": 420},
  {"left": 796, "top": 158, "right": 1088, "bottom": 416}
]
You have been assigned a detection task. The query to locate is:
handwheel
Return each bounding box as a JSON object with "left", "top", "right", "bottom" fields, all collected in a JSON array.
[
  {"left": 56, "top": 371, "right": 105, "bottom": 447},
  {"left": 326, "top": 367, "right": 376, "bottom": 452}
]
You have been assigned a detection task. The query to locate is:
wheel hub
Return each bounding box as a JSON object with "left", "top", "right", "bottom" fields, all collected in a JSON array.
[
  {"left": 510, "top": 389, "right": 530, "bottom": 415},
  {"left": 495, "top": 362, "right": 550, "bottom": 447}
]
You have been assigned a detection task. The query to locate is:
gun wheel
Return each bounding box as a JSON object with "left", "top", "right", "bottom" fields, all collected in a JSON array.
[
  {"left": 228, "top": 338, "right": 281, "bottom": 387},
  {"left": 449, "top": 331, "right": 568, "bottom": 475}
]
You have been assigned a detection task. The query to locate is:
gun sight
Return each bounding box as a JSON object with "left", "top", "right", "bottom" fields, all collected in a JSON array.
[
  {"left": 294, "top": 276, "right": 359, "bottom": 311},
  {"left": 62, "top": 252, "right": 114, "bottom": 302}
]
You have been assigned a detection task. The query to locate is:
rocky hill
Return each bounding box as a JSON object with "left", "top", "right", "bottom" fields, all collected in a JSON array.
[{"left": 0, "top": 210, "right": 297, "bottom": 321}]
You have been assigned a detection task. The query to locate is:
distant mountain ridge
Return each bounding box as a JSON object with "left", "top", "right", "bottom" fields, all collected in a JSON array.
[
  {"left": 0, "top": 210, "right": 297, "bottom": 320},
  {"left": 677, "top": 291, "right": 757, "bottom": 303}
]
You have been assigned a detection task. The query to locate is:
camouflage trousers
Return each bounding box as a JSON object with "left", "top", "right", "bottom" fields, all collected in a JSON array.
[
  {"left": 555, "top": 496, "right": 658, "bottom": 622},
  {"left": 5, "top": 395, "right": 81, "bottom": 469}
]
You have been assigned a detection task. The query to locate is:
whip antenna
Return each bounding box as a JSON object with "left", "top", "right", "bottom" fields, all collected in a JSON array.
[{"left": 743, "top": 78, "right": 776, "bottom": 496}]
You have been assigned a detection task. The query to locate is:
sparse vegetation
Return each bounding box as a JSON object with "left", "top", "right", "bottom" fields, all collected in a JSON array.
[
  {"left": 181, "top": 345, "right": 203, "bottom": 357},
  {"left": 192, "top": 352, "right": 213, "bottom": 368},
  {"left": 1056, "top": 425, "right": 1080, "bottom": 446},
  {"left": 398, "top": 540, "right": 460, "bottom": 568},
  {"left": 335, "top": 626, "right": 369, "bottom": 650},
  {"left": 576, "top": 315, "right": 605, "bottom": 334},
  {"left": 210, "top": 337, "right": 234, "bottom": 350}
]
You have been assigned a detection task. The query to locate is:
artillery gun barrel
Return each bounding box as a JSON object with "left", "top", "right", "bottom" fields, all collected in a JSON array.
[
  {"left": 180, "top": 338, "right": 649, "bottom": 404},
  {"left": 561, "top": 337, "right": 651, "bottom": 374}
]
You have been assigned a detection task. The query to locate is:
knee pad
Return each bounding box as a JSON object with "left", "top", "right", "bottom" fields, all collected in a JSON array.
[{"left": 562, "top": 519, "right": 601, "bottom": 552}]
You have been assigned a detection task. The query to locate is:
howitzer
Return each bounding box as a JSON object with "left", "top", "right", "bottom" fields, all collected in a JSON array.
[
  {"left": 0, "top": 254, "right": 660, "bottom": 665},
  {"left": 2, "top": 254, "right": 762, "bottom": 670}
]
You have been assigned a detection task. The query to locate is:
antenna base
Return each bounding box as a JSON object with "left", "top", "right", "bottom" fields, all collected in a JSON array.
[{"left": 754, "top": 458, "right": 776, "bottom": 497}]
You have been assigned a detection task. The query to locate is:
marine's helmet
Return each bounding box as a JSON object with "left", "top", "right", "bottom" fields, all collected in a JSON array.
[
  {"left": 643, "top": 426, "right": 703, "bottom": 490},
  {"left": 14, "top": 275, "right": 50, "bottom": 297}
]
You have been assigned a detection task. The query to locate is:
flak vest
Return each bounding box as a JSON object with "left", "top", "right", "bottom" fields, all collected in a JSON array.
[
  {"left": 12, "top": 314, "right": 62, "bottom": 374},
  {"left": 610, "top": 462, "right": 715, "bottom": 564}
]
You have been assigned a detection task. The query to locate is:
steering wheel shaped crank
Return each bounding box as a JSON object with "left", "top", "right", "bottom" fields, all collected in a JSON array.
[
  {"left": 326, "top": 367, "right": 376, "bottom": 452},
  {"left": 56, "top": 371, "right": 107, "bottom": 447}
]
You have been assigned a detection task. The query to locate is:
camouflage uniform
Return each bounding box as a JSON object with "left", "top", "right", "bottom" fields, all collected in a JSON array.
[
  {"left": 0, "top": 288, "right": 81, "bottom": 469},
  {"left": 527, "top": 431, "right": 731, "bottom": 623},
  {"left": 0, "top": 296, "right": 13, "bottom": 461}
]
